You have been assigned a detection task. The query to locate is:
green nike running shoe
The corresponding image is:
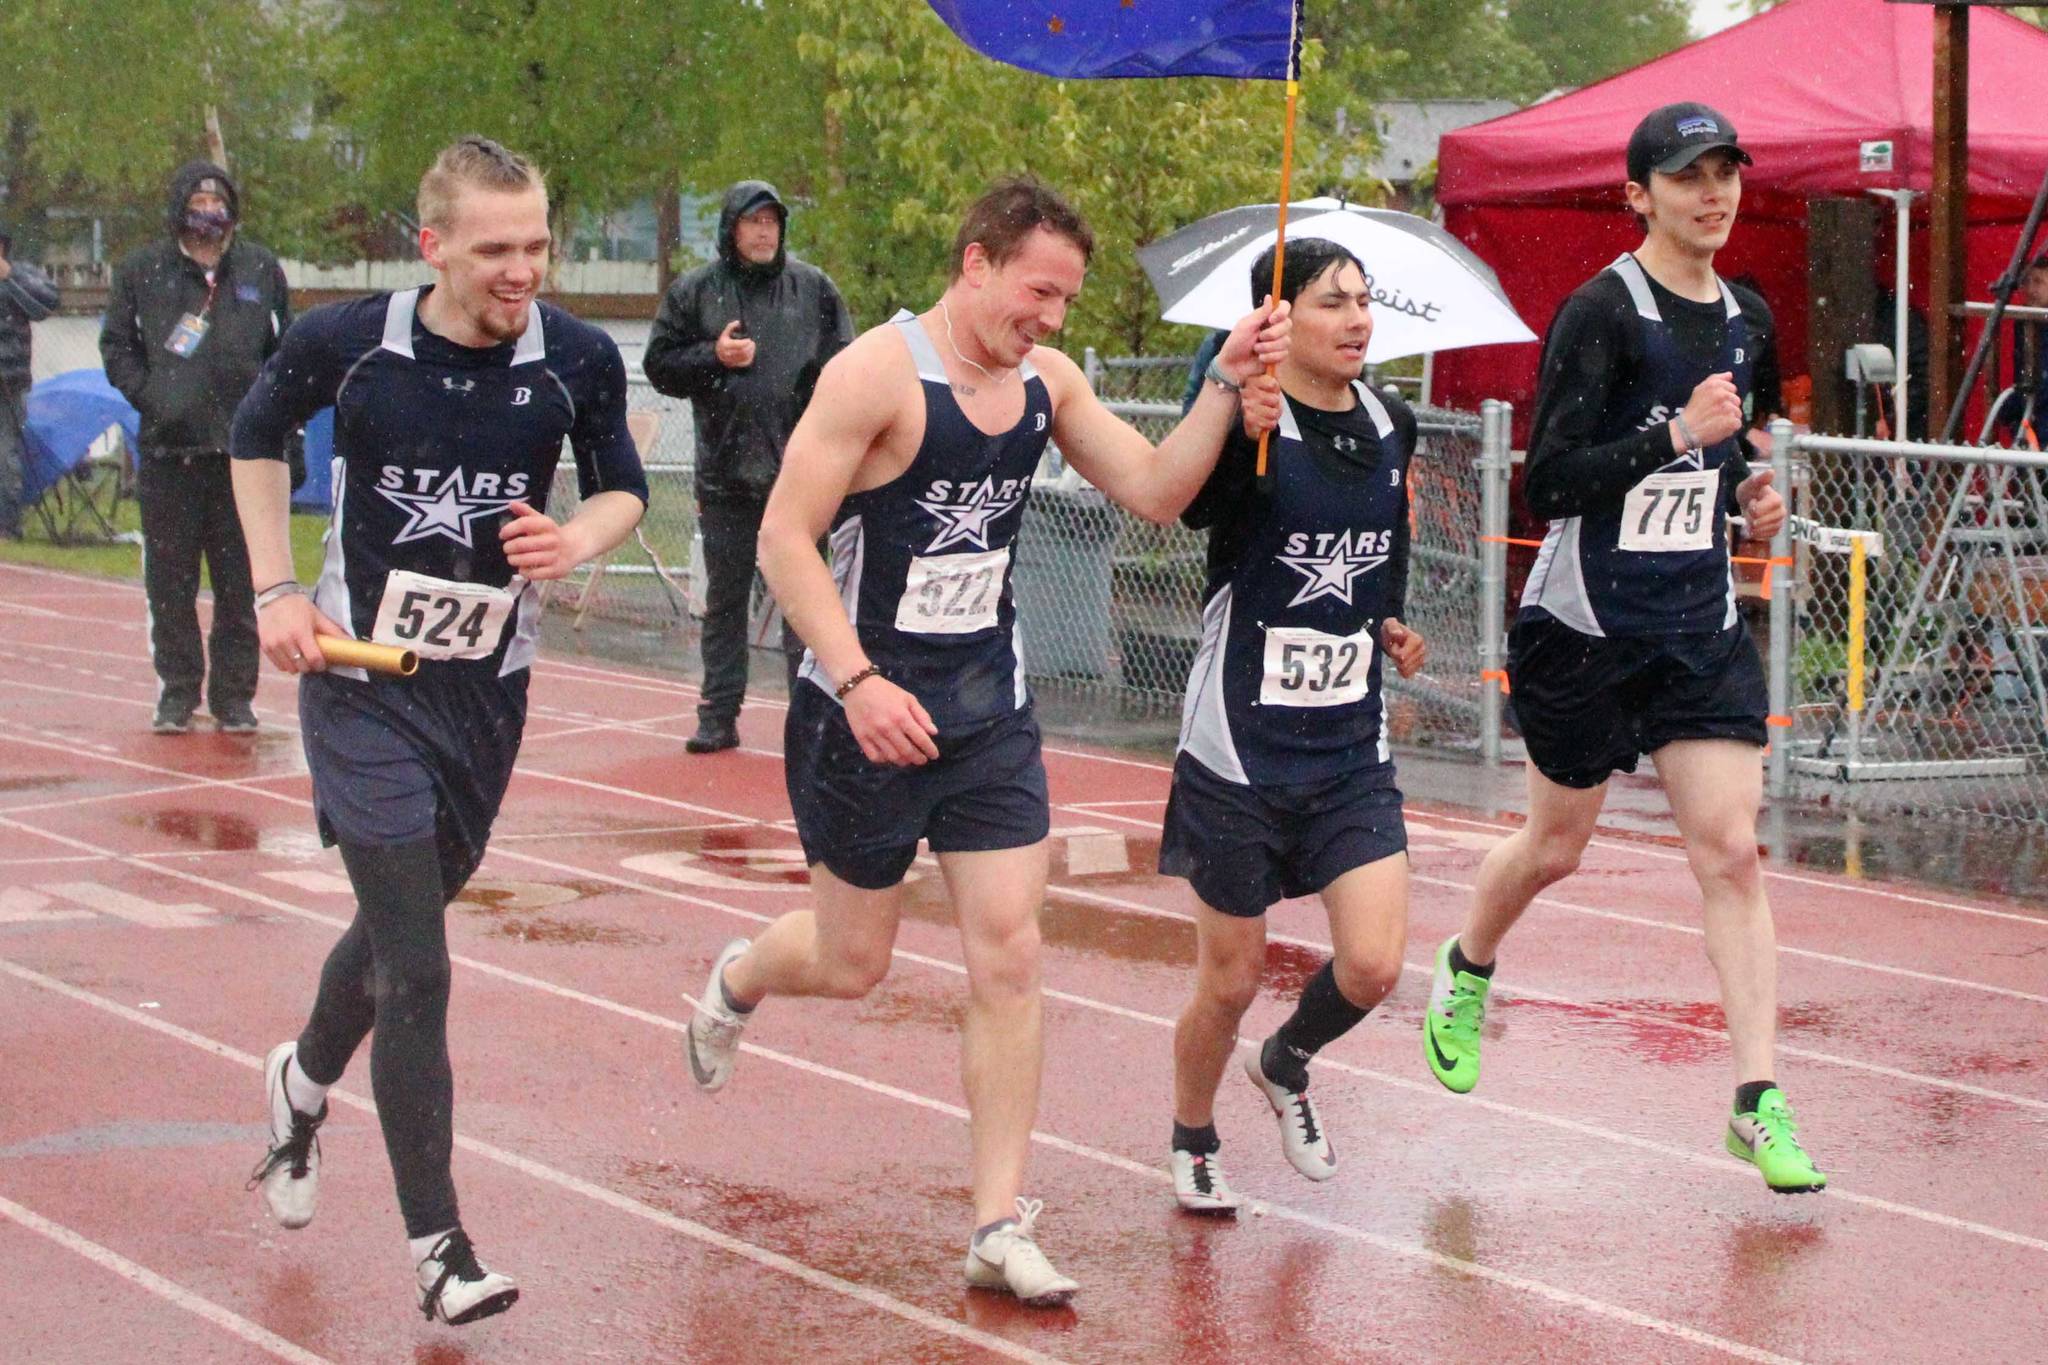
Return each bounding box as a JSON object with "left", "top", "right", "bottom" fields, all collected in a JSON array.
[
  {"left": 1726, "top": 1088, "right": 1827, "bottom": 1193},
  {"left": 1423, "top": 936, "right": 1489, "bottom": 1094}
]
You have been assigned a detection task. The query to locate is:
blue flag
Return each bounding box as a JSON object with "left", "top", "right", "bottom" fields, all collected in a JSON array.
[{"left": 925, "top": 0, "right": 1299, "bottom": 80}]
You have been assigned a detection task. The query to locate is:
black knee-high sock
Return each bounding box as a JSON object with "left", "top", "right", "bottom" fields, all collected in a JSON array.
[
  {"left": 338, "top": 838, "right": 462, "bottom": 1239},
  {"left": 296, "top": 914, "right": 375, "bottom": 1086},
  {"left": 1264, "top": 962, "right": 1371, "bottom": 1091}
]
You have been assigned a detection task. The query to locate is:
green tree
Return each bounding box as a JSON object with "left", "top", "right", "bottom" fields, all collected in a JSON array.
[
  {"left": 325, "top": 0, "right": 727, "bottom": 248},
  {"left": 1508, "top": 0, "right": 1693, "bottom": 88},
  {"left": 702, "top": 0, "right": 1302, "bottom": 357},
  {"left": 1329, "top": 0, "right": 1550, "bottom": 104},
  {"left": 0, "top": 0, "right": 343, "bottom": 260}
]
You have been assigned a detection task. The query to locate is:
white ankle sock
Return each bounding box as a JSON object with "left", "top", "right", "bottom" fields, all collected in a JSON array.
[
  {"left": 283, "top": 1053, "right": 328, "bottom": 1116},
  {"left": 409, "top": 1228, "right": 456, "bottom": 1267}
]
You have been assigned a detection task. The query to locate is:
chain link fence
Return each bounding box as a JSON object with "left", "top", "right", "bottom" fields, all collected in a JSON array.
[
  {"left": 562, "top": 349, "right": 1509, "bottom": 758},
  {"left": 1769, "top": 423, "right": 2048, "bottom": 823},
  {"left": 26, "top": 315, "right": 1509, "bottom": 757}
]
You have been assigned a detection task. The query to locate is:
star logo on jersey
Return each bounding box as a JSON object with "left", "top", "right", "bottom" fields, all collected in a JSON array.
[
  {"left": 1276, "top": 529, "right": 1388, "bottom": 607},
  {"left": 377, "top": 467, "right": 510, "bottom": 548},
  {"left": 916, "top": 477, "right": 1026, "bottom": 553}
]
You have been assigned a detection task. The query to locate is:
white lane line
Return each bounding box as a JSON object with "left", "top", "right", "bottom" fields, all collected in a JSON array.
[
  {"left": 1406, "top": 872, "right": 2048, "bottom": 1006},
  {"left": 7, "top": 582, "right": 2039, "bottom": 931},
  {"left": 0, "top": 960, "right": 1067, "bottom": 1365},
  {"left": 0, "top": 959, "right": 1800, "bottom": 1365},
  {"left": 1412, "top": 807, "right": 2048, "bottom": 929},
  {"left": 5, "top": 716, "right": 2048, "bottom": 1118},
  {"left": 0, "top": 1191, "right": 332, "bottom": 1365},
  {"left": 1041, "top": 882, "right": 2048, "bottom": 1119},
  {"left": 487, "top": 655, "right": 2048, "bottom": 928},
  {"left": 7, "top": 793, "right": 2043, "bottom": 1263}
]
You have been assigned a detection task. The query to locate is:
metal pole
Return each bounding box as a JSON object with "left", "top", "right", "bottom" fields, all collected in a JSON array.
[
  {"left": 1478, "top": 399, "right": 1510, "bottom": 766},
  {"left": 1083, "top": 345, "right": 1101, "bottom": 391},
  {"left": 1866, "top": 186, "right": 1923, "bottom": 439},
  {"left": 1767, "top": 418, "right": 1795, "bottom": 799},
  {"left": 1893, "top": 190, "right": 1912, "bottom": 440},
  {"left": 1939, "top": 165, "right": 2048, "bottom": 442}
]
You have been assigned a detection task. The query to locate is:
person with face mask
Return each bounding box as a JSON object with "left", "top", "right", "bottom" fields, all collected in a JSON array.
[
  {"left": 0, "top": 221, "right": 61, "bottom": 540},
  {"left": 100, "top": 161, "right": 293, "bottom": 734},
  {"left": 643, "top": 180, "right": 854, "bottom": 754}
]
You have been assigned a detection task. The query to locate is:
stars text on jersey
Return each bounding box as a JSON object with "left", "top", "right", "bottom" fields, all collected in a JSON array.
[
  {"left": 1276, "top": 528, "right": 1391, "bottom": 608},
  {"left": 376, "top": 466, "right": 531, "bottom": 548}
]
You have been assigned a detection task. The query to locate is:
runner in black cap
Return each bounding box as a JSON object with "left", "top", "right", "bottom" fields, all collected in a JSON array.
[{"left": 1421, "top": 102, "right": 1828, "bottom": 1194}]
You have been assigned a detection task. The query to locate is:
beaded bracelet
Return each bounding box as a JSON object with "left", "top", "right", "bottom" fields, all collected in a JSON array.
[{"left": 834, "top": 664, "right": 882, "bottom": 700}]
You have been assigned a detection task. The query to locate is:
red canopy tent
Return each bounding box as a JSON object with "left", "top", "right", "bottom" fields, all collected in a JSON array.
[{"left": 1433, "top": 0, "right": 2048, "bottom": 435}]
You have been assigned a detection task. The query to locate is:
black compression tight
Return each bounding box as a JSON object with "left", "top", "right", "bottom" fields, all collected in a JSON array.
[{"left": 295, "top": 838, "right": 459, "bottom": 1239}]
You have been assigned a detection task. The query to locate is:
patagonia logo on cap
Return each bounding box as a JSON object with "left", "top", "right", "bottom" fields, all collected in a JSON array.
[{"left": 1677, "top": 116, "right": 1720, "bottom": 138}]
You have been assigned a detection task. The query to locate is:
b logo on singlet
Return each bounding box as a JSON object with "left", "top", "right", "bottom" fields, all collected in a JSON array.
[
  {"left": 1035, "top": 412, "right": 1047, "bottom": 432},
  {"left": 512, "top": 387, "right": 532, "bottom": 406},
  {"left": 375, "top": 465, "right": 531, "bottom": 548}
]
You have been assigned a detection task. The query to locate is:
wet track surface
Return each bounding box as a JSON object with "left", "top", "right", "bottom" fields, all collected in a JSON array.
[{"left": 2, "top": 563, "right": 2044, "bottom": 1363}]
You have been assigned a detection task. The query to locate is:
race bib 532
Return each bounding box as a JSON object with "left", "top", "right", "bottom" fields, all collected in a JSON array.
[{"left": 1259, "top": 624, "right": 1376, "bottom": 708}]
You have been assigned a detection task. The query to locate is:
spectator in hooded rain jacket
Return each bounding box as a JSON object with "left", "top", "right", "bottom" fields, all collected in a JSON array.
[
  {"left": 100, "top": 161, "right": 292, "bottom": 734},
  {"left": 643, "top": 180, "right": 853, "bottom": 753},
  {"left": 0, "top": 220, "right": 61, "bottom": 540}
]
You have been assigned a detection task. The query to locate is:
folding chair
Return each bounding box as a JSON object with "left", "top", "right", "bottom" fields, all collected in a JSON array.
[
  {"left": 571, "top": 408, "right": 689, "bottom": 629},
  {"left": 24, "top": 421, "right": 129, "bottom": 544}
]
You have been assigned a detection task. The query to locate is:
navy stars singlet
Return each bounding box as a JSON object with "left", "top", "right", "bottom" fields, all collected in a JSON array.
[
  {"left": 796, "top": 311, "right": 1052, "bottom": 731},
  {"left": 1177, "top": 383, "right": 1413, "bottom": 788},
  {"left": 1520, "top": 254, "right": 1753, "bottom": 638},
  {"left": 229, "top": 287, "right": 646, "bottom": 682}
]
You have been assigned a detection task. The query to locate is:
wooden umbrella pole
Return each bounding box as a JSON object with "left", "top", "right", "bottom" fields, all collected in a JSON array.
[{"left": 1256, "top": 76, "right": 1300, "bottom": 477}]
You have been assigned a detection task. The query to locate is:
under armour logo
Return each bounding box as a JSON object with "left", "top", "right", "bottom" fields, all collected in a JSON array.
[
  {"left": 511, "top": 387, "right": 532, "bottom": 406},
  {"left": 443, "top": 377, "right": 476, "bottom": 395},
  {"left": 1332, "top": 434, "right": 1359, "bottom": 452}
]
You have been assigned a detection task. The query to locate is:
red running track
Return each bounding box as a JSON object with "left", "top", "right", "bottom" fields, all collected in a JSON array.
[{"left": 1, "top": 560, "right": 2044, "bottom": 1363}]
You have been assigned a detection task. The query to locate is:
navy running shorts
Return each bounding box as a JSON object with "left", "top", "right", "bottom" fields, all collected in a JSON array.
[
  {"left": 298, "top": 666, "right": 528, "bottom": 899},
  {"left": 784, "top": 680, "right": 1051, "bottom": 891},
  {"left": 1507, "top": 614, "right": 1768, "bottom": 790},
  {"left": 1158, "top": 753, "right": 1407, "bottom": 918}
]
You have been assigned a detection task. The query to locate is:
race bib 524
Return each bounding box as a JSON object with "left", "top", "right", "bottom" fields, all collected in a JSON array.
[{"left": 370, "top": 570, "right": 516, "bottom": 661}]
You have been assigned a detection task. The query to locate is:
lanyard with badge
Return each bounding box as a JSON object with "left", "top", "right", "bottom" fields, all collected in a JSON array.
[{"left": 164, "top": 273, "right": 219, "bottom": 358}]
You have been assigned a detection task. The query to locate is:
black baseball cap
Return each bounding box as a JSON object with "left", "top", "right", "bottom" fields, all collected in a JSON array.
[{"left": 1627, "top": 103, "right": 1752, "bottom": 185}]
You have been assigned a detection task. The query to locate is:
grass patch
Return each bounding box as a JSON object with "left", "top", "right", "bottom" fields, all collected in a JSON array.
[{"left": 1, "top": 497, "right": 332, "bottom": 589}]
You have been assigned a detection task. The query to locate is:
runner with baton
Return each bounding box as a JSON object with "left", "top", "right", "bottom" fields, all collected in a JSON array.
[{"left": 227, "top": 136, "right": 647, "bottom": 1323}]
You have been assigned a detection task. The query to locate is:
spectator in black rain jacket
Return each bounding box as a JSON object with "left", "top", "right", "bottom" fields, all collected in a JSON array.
[
  {"left": 100, "top": 161, "right": 292, "bottom": 734},
  {"left": 0, "top": 221, "right": 61, "bottom": 539},
  {"left": 643, "top": 180, "right": 852, "bottom": 753}
]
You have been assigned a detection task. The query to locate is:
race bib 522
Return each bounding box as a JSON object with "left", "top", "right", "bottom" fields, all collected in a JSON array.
[{"left": 894, "top": 546, "right": 1008, "bottom": 635}]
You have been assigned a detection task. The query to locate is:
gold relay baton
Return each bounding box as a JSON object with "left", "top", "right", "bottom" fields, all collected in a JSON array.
[{"left": 315, "top": 637, "right": 419, "bottom": 677}]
